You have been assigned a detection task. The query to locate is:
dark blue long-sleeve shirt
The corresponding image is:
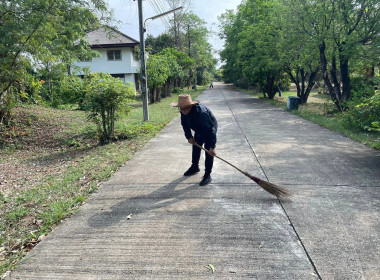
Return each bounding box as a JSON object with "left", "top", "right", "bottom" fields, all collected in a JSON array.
[{"left": 180, "top": 104, "right": 218, "bottom": 148}]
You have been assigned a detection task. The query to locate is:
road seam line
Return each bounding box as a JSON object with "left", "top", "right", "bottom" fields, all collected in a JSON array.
[{"left": 220, "top": 88, "right": 322, "bottom": 280}]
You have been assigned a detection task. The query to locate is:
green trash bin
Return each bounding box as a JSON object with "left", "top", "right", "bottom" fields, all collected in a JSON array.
[{"left": 287, "top": 96, "right": 301, "bottom": 110}]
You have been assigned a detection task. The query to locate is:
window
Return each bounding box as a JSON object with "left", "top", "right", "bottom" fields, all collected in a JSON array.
[{"left": 107, "top": 50, "right": 122, "bottom": 61}]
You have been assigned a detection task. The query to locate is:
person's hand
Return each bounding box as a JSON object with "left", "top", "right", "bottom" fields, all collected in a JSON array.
[
  {"left": 208, "top": 148, "right": 216, "bottom": 156},
  {"left": 188, "top": 137, "right": 196, "bottom": 145}
]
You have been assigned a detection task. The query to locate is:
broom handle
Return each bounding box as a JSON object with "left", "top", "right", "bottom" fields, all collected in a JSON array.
[
  {"left": 193, "top": 142, "right": 247, "bottom": 176},
  {"left": 193, "top": 143, "right": 291, "bottom": 198}
]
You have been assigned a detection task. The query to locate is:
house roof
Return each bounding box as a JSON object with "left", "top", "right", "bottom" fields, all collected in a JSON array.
[{"left": 85, "top": 26, "right": 140, "bottom": 48}]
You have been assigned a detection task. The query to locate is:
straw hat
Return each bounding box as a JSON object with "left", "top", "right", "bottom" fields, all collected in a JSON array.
[{"left": 171, "top": 94, "right": 199, "bottom": 107}]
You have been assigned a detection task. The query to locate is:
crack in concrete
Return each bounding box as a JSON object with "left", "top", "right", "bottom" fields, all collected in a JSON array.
[{"left": 220, "top": 89, "right": 323, "bottom": 280}]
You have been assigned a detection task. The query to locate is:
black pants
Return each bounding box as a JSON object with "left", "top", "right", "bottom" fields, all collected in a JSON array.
[{"left": 192, "top": 134, "right": 214, "bottom": 174}]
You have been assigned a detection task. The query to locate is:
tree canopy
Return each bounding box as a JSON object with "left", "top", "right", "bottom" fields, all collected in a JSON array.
[
  {"left": 0, "top": 0, "right": 110, "bottom": 124},
  {"left": 145, "top": 11, "right": 216, "bottom": 100},
  {"left": 219, "top": 0, "right": 380, "bottom": 107}
]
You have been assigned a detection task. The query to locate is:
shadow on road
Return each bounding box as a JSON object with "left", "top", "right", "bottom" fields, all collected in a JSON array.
[{"left": 87, "top": 176, "right": 200, "bottom": 228}]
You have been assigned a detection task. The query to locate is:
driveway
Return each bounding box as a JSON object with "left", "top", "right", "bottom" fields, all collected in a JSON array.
[{"left": 7, "top": 83, "right": 380, "bottom": 279}]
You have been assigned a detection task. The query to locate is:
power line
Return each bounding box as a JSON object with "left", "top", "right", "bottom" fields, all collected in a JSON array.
[
  {"left": 154, "top": 0, "right": 171, "bottom": 28},
  {"left": 147, "top": 0, "right": 171, "bottom": 29}
]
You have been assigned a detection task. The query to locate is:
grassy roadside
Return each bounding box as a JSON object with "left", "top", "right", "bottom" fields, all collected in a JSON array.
[
  {"left": 245, "top": 90, "right": 380, "bottom": 150},
  {"left": 0, "top": 87, "right": 204, "bottom": 277}
]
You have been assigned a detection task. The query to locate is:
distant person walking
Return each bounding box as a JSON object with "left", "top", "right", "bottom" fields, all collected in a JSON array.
[
  {"left": 209, "top": 81, "right": 213, "bottom": 88},
  {"left": 277, "top": 82, "right": 282, "bottom": 97}
]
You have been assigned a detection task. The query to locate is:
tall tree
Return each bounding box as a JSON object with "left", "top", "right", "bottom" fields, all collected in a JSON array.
[
  {"left": 159, "top": 48, "right": 194, "bottom": 90},
  {"left": 218, "top": 9, "right": 243, "bottom": 84},
  {"left": 145, "top": 33, "right": 175, "bottom": 53},
  {"left": 180, "top": 13, "right": 214, "bottom": 87},
  {"left": 287, "top": 0, "right": 380, "bottom": 110},
  {"left": 280, "top": 0, "right": 320, "bottom": 103},
  {"left": 166, "top": 0, "right": 193, "bottom": 49},
  {"left": 220, "top": 0, "right": 284, "bottom": 98},
  {"left": 0, "top": 0, "right": 109, "bottom": 124}
]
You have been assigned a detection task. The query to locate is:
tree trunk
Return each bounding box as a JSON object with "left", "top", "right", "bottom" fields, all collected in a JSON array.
[
  {"left": 102, "top": 111, "right": 107, "bottom": 143},
  {"left": 174, "top": 13, "right": 179, "bottom": 48},
  {"left": 188, "top": 69, "right": 192, "bottom": 88},
  {"left": 0, "top": 90, "right": 11, "bottom": 125},
  {"left": 300, "top": 71, "right": 317, "bottom": 104},
  {"left": 150, "top": 87, "right": 155, "bottom": 104},
  {"left": 166, "top": 80, "right": 171, "bottom": 97},
  {"left": 110, "top": 106, "right": 115, "bottom": 140},
  {"left": 157, "top": 87, "right": 161, "bottom": 102},
  {"left": 194, "top": 68, "right": 197, "bottom": 86},
  {"left": 319, "top": 41, "right": 343, "bottom": 111},
  {"left": 286, "top": 68, "right": 301, "bottom": 96},
  {"left": 286, "top": 67, "right": 317, "bottom": 104},
  {"left": 330, "top": 56, "right": 341, "bottom": 96},
  {"left": 300, "top": 69, "right": 305, "bottom": 98},
  {"left": 49, "top": 76, "right": 53, "bottom": 103},
  {"left": 201, "top": 67, "right": 204, "bottom": 85},
  {"left": 339, "top": 52, "right": 351, "bottom": 101},
  {"left": 164, "top": 82, "right": 167, "bottom": 98},
  {"left": 266, "top": 74, "right": 276, "bottom": 99}
]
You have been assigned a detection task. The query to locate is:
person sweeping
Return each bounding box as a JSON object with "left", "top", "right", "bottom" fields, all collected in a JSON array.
[{"left": 171, "top": 94, "right": 218, "bottom": 186}]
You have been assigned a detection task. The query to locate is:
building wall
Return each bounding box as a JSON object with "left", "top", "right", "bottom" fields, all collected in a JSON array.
[
  {"left": 73, "top": 47, "right": 140, "bottom": 76},
  {"left": 125, "top": 74, "right": 135, "bottom": 84}
]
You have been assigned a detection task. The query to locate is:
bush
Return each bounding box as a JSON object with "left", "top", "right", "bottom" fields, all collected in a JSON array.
[
  {"left": 350, "top": 77, "right": 376, "bottom": 102},
  {"left": 58, "top": 76, "right": 86, "bottom": 107},
  {"left": 172, "top": 87, "right": 183, "bottom": 93},
  {"left": 235, "top": 77, "right": 249, "bottom": 89},
  {"left": 23, "top": 76, "right": 44, "bottom": 105},
  {"left": 0, "top": 89, "right": 16, "bottom": 126},
  {"left": 84, "top": 73, "right": 135, "bottom": 143},
  {"left": 343, "top": 91, "right": 380, "bottom": 132}
]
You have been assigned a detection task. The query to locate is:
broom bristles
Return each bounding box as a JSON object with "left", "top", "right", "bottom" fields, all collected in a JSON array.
[
  {"left": 257, "top": 180, "right": 292, "bottom": 199},
  {"left": 193, "top": 143, "right": 292, "bottom": 199},
  {"left": 244, "top": 172, "right": 291, "bottom": 199}
]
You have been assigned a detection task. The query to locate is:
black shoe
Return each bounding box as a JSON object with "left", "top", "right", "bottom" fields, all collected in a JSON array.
[
  {"left": 184, "top": 165, "right": 200, "bottom": 176},
  {"left": 199, "top": 174, "right": 212, "bottom": 186}
]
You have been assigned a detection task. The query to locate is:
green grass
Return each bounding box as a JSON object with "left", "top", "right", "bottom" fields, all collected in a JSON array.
[
  {"left": 0, "top": 87, "right": 204, "bottom": 276},
  {"left": 6, "top": 207, "right": 30, "bottom": 223}
]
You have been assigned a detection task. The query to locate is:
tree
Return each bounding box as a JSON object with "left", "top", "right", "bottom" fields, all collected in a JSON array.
[
  {"left": 144, "top": 7, "right": 215, "bottom": 90},
  {"left": 145, "top": 33, "right": 175, "bottom": 53},
  {"left": 280, "top": 0, "right": 320, "bottom": 103},
  {"left": 219, "top": 0, "right": 284, "bottom": 98},
  {"left": 0, "top": 0, "right": 109, "bottom": 124},
  {"left": 166, "top": 0, "right": 193, "bottom": 49},
  {"left": 180, "top": 13, "right": 214, "bottom": 87},
  {"left": 287, "top": 0, "right": 380, "bottom": 110},
  {"left": 84, "top": 73, "right": 135, "bottom": 144},
  {"left": 159, "top": 48, "right": 193, "bottom": 95},
  {"left": 219, "top": 9, "right": 244, "bottom": 84},
  {"left": 219, "top": 0, "right": 380, "bottom": 105},
  {"left": 146, "top": 54, "right": 171, "bottom": 103}
]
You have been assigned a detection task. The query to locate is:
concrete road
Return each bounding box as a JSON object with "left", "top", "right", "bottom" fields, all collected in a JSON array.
[{"left": 7, "top": 83, "right": 380, "bottom": 279}]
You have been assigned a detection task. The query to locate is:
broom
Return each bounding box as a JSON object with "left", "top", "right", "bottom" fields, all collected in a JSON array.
[{"left": 193, "top": 142, "right": 291, "bottom": 199}]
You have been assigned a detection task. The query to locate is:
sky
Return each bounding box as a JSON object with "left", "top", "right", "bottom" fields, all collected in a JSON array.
[{"left": 107, "top": 0, "right": 243, "bottom": 64}]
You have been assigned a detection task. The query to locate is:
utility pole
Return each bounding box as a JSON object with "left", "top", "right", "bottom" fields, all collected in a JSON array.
[
  {"left": 136, "top": 1, "right": 182, "bottom": 121},
  {"left": 137, "top": 0, "right": 149, "bottom": 121}
]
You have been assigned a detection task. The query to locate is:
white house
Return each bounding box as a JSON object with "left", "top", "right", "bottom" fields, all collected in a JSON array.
[{"left": 73, "top": 26, "right": 140, "bottom": 90}]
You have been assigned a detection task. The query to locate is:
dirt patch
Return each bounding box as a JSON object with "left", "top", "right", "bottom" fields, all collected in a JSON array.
[{"left": 0, "top": 105, "right": 98, "bottom": 196}]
